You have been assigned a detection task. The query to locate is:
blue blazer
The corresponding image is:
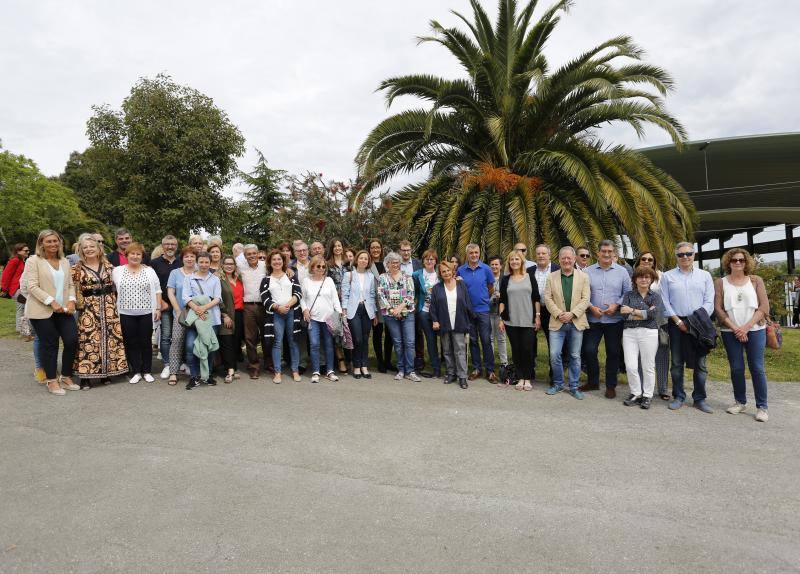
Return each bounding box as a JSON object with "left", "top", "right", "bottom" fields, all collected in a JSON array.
[
  {"left": 429, "top": 281, "right": 474, "bottom": 333},
  {"left": 341, "top": 270, "right": 378, "bottom": 320}
]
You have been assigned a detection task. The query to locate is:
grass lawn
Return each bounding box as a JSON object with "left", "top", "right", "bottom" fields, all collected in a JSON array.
[{"left": 2, "top": 296, "right": 798, "bottom": 381}]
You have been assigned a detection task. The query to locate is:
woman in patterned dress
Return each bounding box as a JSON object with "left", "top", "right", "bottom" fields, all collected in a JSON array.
[{"left": 72, "top": 234, "right": 128, "bottom": 389}]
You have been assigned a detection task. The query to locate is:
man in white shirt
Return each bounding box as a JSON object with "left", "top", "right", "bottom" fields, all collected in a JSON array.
[
  {"left": 293, "top": 243, "right": 311, "bottom": 284},
  {"left": 238, "top": 244, "right": 267, "bottom": 378},
  {"left": 513, "top": 242, "right": 535, "bottom": 269}
]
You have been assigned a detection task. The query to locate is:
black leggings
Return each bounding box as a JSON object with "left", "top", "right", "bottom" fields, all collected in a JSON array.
[
  {"left": 348, "top": 304, "right": 373, "bottom": 368},
  {"left": 29, "top": 313, "right": 78, "bottom": 379},
  {"left": 120, "top": 314, "right": 153, "bottom": 375},
  {"left": 506, "top": 325, "right": 535, "bottom": 380},
  {"left": 219, "top": 309, "right": 245, "bottom": 370},
  {"left": 372, "top": 321, "right": 394, "bottom": 369}
]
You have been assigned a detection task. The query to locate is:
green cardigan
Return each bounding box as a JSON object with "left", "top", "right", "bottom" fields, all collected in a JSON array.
[{"left": 218, "top": 275, "right": 241, "bottom": 336}]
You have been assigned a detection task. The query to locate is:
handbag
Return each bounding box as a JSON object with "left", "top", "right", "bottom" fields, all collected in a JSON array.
[
  {"left": 15, "top": 291, "right": 27, "bottom": 305},
  {"left": 178, "top": 278, "right": 204, "bottom": 327},
  {"left": 765, "top": 316, "right": 782, "bottom": 350},
  {"left": 658, "top": 325, "right": 669, "bottom": 347}
]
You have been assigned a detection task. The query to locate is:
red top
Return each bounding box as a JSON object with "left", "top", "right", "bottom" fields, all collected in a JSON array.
[
  {"left": 117, "top": 251, "right": 128, "bottom": 265},
  {"left": 231, "top": 278, "right": 244, "bottom": 310},
  {"left": 1, "top": 257, "right": 25, "bottom": 296}
]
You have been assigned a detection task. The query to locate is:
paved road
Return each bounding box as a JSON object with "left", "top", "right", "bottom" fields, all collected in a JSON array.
[{"left": 1, "top": 338, "right": 798, "bottom": 573}]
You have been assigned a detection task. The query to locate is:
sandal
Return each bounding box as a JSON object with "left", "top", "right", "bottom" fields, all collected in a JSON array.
[
  {"left": 233, "top": 372, "right": 241, "bottom": 380},
  {"left": 224, "top": 373, "right": 233, "bottom": 384},
  {"left": 659, "top": 393, "right": 671, "bottom": 401},
  {"left": 524, "top": 381, "right": 533, "bottom": 391},
  {"left": 168, "top": 375, "right": 177, "bottom": 386},
  {"left": 515, "top": 381, "right": 525, "bottom": 391}
]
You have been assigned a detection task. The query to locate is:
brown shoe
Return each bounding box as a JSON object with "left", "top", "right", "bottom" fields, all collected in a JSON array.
[
  {"left": 579, "top": 383, "right": 599, "bottom": 392},
  {"left": 487, "top": 372, "right": 498, "bottom": 384},
  {"left": 604, "top": 387, "right": 616, "bottom": 399},
  {"left": 468, "top": 370, "right": 481, "bottom": 381},
  {"left": 47, "top": 379, "right": 66, "bottom": 396},
  {"left": 249, "top": 368, "right": 260, "bottom": 380}
]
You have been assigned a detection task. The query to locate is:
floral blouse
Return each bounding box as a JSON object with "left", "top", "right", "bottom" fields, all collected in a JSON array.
[{"left": 378, "top": 272, "right": 415, "bottom": 317}]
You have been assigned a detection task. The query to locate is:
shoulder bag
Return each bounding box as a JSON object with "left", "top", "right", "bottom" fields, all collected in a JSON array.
[{"left": 178, "top": 278, "right": 204, "bottom": 327}]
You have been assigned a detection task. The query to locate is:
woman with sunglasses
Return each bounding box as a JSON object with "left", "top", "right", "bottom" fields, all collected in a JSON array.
[
  {"left": 714, "top": 248, "right": 770, "bottom": 422},
  {"left": 634, "top": 251, "right": 670, "bottom": 400},
  {"left": 301, "top": 255, "right": 343, "bottom": 383}
]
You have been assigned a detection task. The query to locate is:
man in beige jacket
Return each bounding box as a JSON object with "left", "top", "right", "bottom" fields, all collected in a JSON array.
[{"left": 543, "top": 246, "right": 591, "bottom": 399}]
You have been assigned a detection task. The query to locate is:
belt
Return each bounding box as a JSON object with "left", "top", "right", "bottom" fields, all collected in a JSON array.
[
  {"left": 244, "top": 302, "right": 262, "bottom": 305},
  {"left": 82, "top": 286, "right": 113, "bottom": 297}
]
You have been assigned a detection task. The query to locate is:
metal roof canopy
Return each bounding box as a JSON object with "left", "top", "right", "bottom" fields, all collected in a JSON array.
[{"left": 639, "top": 132, "right": 800, "bottom": 243}]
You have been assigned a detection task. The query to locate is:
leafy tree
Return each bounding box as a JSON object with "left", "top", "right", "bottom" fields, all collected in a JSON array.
[
  {"left": 0, "top": 145, "right": 90, "bottom": 253},
  {"left": 356, "top": 0, "right": 697, "bottom": 264},
  {"left": 77, "top": 74, "right": 245, "bottom": 244}
]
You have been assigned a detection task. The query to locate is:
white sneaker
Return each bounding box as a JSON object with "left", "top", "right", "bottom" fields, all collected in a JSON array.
[
  {"left": 405, "top": 372, "right": 421, "bottom": 382},
  {"left": 143, "top": 373, "right": 155, "bottom": 383},
  {"left": 326, "top": 371, "right": 339, "bottom": 382},
  {"left": 726, "top": 402, "right": 747, "bottom": 414},
  {"left": 311, "top": 373, "right": 320, "bottom": 383},
  {"left": 160, "top": 366, "right": 170, "bottom": 379},
  {"left": 129, "top": 374, "right": 142, "bottom": 384},
  {"left": 755, "top": 408, "right": 769, "bottom": 422},
  {"left": 394, "top": 372, "right": 405, "bottom": 381}
]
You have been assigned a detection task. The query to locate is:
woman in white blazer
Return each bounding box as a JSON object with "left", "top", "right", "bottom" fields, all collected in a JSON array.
[
  {"left": 24, "top": 229, "right": 80, "bottom": 396},
  {"left": 341, "top": 250, "right": 378, "bottom": 378}
]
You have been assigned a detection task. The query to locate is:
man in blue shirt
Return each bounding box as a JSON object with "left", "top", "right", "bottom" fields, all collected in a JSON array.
[
  {"left": 580, "top": 240, "right": 632, "bottom": 398},
  {"left": 660, "top": 241, "right": 716, "bottom": 413},
  {"left": 457, "top": 243, "right": 496, "bottom": 382}
]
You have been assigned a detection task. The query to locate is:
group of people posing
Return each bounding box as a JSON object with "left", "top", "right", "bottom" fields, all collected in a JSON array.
[{"left": 3, "top": 228, "right": 771, "bottom": 422}]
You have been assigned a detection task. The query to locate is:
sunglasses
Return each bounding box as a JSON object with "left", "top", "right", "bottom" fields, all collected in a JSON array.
[
  {"left": 639, "top": 257, "right": 654, "bottom": 262},
  {"left": 676, "top": 252, "right": 694, "bottom": 258},
  {"left": 314, "top": 264, "right": 327, "bottom": 269},
  {"left": 578, "top": 253, "right": 590, "bottom": 258},
  {"left": 258, "top": 256, "right": 267, "bottom": 260},
  {"left": 518, "top": 248, "right": 527, "bottom": 252},
  {"left": 730, "top": 257, "right": 746, "bottom": 264}
]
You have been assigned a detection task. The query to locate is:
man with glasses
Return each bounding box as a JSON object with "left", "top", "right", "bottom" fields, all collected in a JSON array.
[
  {"left": 238, "top": 244, "right": 267, "bottom": 378},
  {"left": 580, "top": 240, "right": 632, "bottom": 398},
  {"left": 531, "top": 244, "right": 566, "bottom": 383},
  {"left": 457, "top": 243, "right": 497, "bottom": 382},
  {"left": 575, "top": 246, "right": 592, "bottom": 271},
  {"left": 660, "top": 242, "right": 715, "bottom": 413},
  {"left": 150, "top": 235, "right": 182, "bottom": 379},
  {"left": 291, "top": 243, "right": 313, "bottom": 371},
  {"left": 513, "top": 242, "right": 535, "bottom": 269}
]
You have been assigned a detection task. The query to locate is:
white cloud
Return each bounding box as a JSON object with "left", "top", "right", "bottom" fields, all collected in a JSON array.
[{"left": 2, "top": 0, "right": 798, "bottom": 198}]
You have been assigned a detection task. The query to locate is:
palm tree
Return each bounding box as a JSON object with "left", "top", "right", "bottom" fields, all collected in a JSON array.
[{"left": 356, "top": 0, "right": 697, "bottom": 263}]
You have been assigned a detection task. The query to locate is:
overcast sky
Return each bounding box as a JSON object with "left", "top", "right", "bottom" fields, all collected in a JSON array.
[{"left": 2, "top": 0, "right": 799, "bottom": 198}]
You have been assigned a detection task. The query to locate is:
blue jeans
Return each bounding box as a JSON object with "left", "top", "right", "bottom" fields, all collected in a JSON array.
[
  {"left": 549, "top": 323, "right": 583, "bottom": 390},
  {"left": 668, "top": 322, "right": 708, "bottom": 402},
  {"left": 384, "top": 314, "right": 416, "bottom": 374},
  {"left": 159, "top": 309, "right": 173, "bottom": 366},
  {"left": 272, "top": 309, "right": 299, "bottom": 374},
  {"left": 33, "top": 332, "right": 42, "bottom": 369},
  {"left": 186, "top": 324, "right": 220, "bottom": 379},
  {"left": 469, "top": 311, "right": 494, "bottom": 373},
  {"left": 309, "top": 319, "right": 334, "bottom": 375},
  {"left": 721, "top": 329, "right": 768, "bottom": 409},
  {"left": 417, "top": 310, "right": 441, "bottom": 374}
]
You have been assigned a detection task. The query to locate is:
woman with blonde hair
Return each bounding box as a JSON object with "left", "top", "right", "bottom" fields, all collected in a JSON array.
[
  {"left": 24, "top": 230, "right": 80, "bottom": 395},
  {"left": 301, "top": 255, "right": 343, "bottom": 383},
  {"left": 217, "top": 255, "right": 245, "bottom": 383},
  {"left": 188, "top": 234, "right": 205, "bottom": 254},
  {"left": 72, "top": 233, "right": 128, "bottom": 389},
  {"left": 715, "top": 248, "right": 771, "bottom": 422},
  {"left": 430, "top": 261, "right": 473, "bottom": 389},
  {"left": 498, "top": 249, "right": 541, "bottom": 390}
]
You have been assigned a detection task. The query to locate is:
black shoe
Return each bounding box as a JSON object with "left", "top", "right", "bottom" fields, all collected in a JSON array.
[
  {"left": 444, "top": 375, "right": 454, "bottom": 384},
  {"left": 459, "top": 378, "right": 468, "bottom": 389},
  {"left": 103, "top": 378, "right": 112, "bottom": 385},
  {"left": 640, "top": 397, "right": 652, "bottom": 410},
  {"left": 206, "top": 377, "right": 217, "bottom": 386},
  {"left": 80, "top": 379, "right": 92, "bottom": 390},
  {"left": 353, "top": 372, "right": 362, "bottom": 379},
  {"left": 623, "top": 394, "right": 642, "bottom": 406},
  {"left": 420, "top": 371, "right": 434, "bottom": 379},
  {"left": 378, "top": 365, "right": 387, "bottom": 374},
  {"left": 298, "top": 365, "right": 307, "bottom": 375},
  {"left": 387, "top": 363, "right": 397, "bottom": 372},
  {"left": 362, "top": 372, "right": 372, "bottom": 379},
  {"left": 186, "top": 377, "right": 200, "bottom": 390}
]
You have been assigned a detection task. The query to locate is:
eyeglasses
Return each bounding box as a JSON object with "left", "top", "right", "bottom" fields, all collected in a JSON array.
[
  {"left": 676, "top": 252, "right": 694, "bottom": 258},
  {"left": 730, "top": 257, "right": 746, "bottom": 264},
  {"left": 639, "top": 257, "right": 654, "bottom": 262}
]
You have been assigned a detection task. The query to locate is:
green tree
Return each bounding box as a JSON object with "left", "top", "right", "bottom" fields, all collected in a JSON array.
[
  {"left": 78, "top": 74, "right": 245, "bottom": 244},
  {"left": 221, "top": 150, "right": 287, "bottom": 246},
  {"left": 0, "top": 145, "right": 90, "bottom": 252},
  {"left": 356, "top": 0, "right": 697, "bottom": 263}
]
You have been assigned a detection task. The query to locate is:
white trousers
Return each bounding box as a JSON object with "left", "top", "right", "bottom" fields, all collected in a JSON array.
[{"left": 623, "top": 328, "right": 659, "bottom": 398}]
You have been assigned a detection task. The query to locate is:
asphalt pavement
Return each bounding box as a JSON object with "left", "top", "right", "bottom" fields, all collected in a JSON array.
[{"left": 1, "top": 338, "right": 798, "bottom": 573}]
